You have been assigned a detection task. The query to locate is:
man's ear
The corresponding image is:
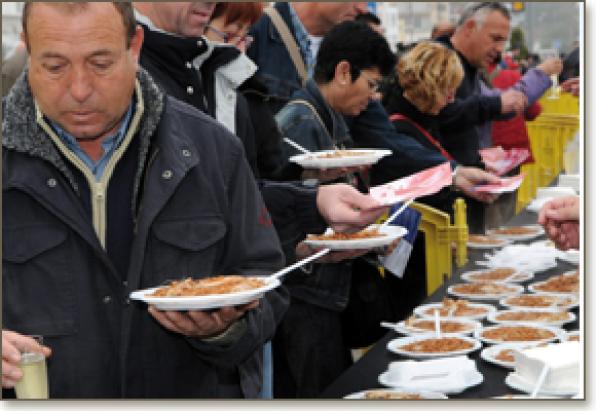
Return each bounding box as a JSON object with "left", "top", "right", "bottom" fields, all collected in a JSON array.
[
  {"left": 464, "top": 18, "right": 477, "bottom": 35},
  {"left": 335, "top": 60, "right": 351, "bottom": 85},
  {"left": 129, "top": 25, "right": 144, "bottom": 67},
  {"left": 20, "top": 31, "right": 30, "bottom": 54}
]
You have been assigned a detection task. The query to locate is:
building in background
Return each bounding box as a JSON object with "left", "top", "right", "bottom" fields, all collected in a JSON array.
[
  {"left": 372, "top": 2, "right": 580, "bottom": 57},
  {"left": 2, "top": 2, "right": 24, "bottom": 58},
  {"left": 2, "top": 2, "right": 581, "bottom": 62}
]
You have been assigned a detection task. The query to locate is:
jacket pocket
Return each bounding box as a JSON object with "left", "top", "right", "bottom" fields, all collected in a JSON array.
[
  {"left": 3, "top": 223, "right": 77, "bottom": 336},
  {"left": 148, "top": 216, "right": 227, "bottom": 284}
]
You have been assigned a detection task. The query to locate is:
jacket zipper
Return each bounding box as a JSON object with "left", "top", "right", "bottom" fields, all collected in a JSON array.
[{"left": 34, "top": 81, "right": 145, "bottom": 248}]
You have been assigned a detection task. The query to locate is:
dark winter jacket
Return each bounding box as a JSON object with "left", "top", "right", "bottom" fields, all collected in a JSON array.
[
  {"left": 436, "top": 37, "right": 504, "bottom": 167},
  {"left": 139, "top": 23, "right": 258, "bottom": 175},
  {"left": 248, "top": 2, "right": 304, "bottom": 114},
  {"left": 239, "top": 74, "right": 287, "bottom": 180},
  {"left": 2, "top": 68, "right": 288, "bottom": 398}
]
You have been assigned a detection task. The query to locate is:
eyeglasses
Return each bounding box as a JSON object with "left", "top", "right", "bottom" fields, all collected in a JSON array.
[
  {"left": 359, "top": 71, "right": 381, "bottom": 93},
  {"left": 206, "top": 25, "right": 254, "bottom": 48}
]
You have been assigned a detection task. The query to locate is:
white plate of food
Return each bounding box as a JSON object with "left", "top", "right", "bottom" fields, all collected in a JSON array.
[
  {"left": 289, "top": 149, "right": 392, "bottom": 169},
  {"left": 344, "top": 388, "right": 447, "bottom": 399},
  {"left": 557, "top": 249, "right": 580, "bottom": 265},
  {"left": 528, "top": 270, "right": 580, "bottom": 295},
  {"left": 467, "top": 234, "right": 511, "bottom": 249},
  {"left": 460, "top": 268, "right": 533, "bottom": 283},
  {"left": 474, "top": 324, "right": 562, "bottom": 345},
  {"left": 448, "top": 282, "right": 524, "bottom": 300},
  {"left": 480, "top": 342, "right": 546, "bottom": 369},
  {"left": 129, "top": 275, "right": 281, "bottom": 311},
  {"left": 487, "top": 309, "right": 576, "bottom": 327},
  {"left": 500, "top": 293, "right": 579, "bottom": 311},
  {"left": 505, "top": 372, "right": 577, "bottom": 397},
  {"left": 386, "top": 335, "right": 481, "bottom": 359},
  {"left": 414, "top": 298, "right": 496, "bottom": 321},
  {"left": 559, "top": 329, "right": 580, "bottom": 343},
  {"left": 303, "top": 224, "right": 407, "bottom": 250},
  {"left": 392, "top": 317, "right": 480, "bottom": 336},
  {"left": 487, "top": 225, "right": 545, "bottom": 241}
]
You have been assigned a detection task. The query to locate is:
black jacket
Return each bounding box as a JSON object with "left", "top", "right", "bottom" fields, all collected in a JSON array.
[
  {"left": 436, "top": 37, "right": 503, "bottom": 167},
  {"left": 239, "top": 75, "right": 288, "bottom": 180},
  {"left": 383, "top": 90, "right": 459, "bottom": 214},
  {"left": 139, "top": 24, "right": 258, "bottom": 175},
  {"left": 2, "top": 69, "right": 288, "bottom": 398}
]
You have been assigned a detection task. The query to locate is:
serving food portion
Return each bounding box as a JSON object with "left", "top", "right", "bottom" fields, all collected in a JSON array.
[
  {"left": 487, "top": 310, "right": 575, "bottom": 327},
  {"left": 309, "top": 150, "right": 368, "bottom": 159},
  {"left": 303, "top": 224, "right": 407, "bottom": 250},
  {"left": 467, "top": 235, "right": 510, "bottom": 249},
  {"left": 461, "top": 268, "right": 532, "bottom": 283},
  {"left": 129, "top": 275, "right": 281, "bottom": 311},
  {"left": 387, "top": 335, "right": 481, "bottom": 358},
  {"left": 480, "top": 343, "right": 547, "bottom": 369},
  {"left": 289, "top": 148, "right": 392, "bottom": 168},
  {"left": 500, "top": 294, "right": 579, "bottom": 310},
  {"left": 399, "top": 316, "right": 479, "bottom": 336},
  {"left": 448, "top": 282, "right": 523, "bottom": 300},
  {"left": 529, "top": 270, "right": 579, "bottom": 294},
  {"left": 150, "top": 276, "right": 265, "bottom": 297},
  {"left": 476, "top": 324, "right": 560, "bottom": 345},
  {"left": 306, "top": 228, "right": 385, "bottom": 241},
  {"left": 488, "top": 225, "right": 544, "bottom": 241},
  {"left": 344, "top": 389, "right": 448, "bottom": 400},
  {"left": 414, "top": 298, "right": 496, "bottom": 320}
]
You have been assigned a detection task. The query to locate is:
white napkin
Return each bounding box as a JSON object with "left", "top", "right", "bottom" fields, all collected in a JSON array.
[
  {"left": 383, "top": 356, "right": 479, "bottom": 392},
  {"left": 477, "top": 243, "right": 560, "bottom": 273}
]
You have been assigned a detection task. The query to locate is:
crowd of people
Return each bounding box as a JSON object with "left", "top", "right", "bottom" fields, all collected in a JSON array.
[{"left": 1, "top": 1, "right": 580, "bottom": 400}]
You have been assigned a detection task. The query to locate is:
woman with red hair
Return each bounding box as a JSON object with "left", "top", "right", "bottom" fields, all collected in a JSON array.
[{"left": 204, "top": 2, "right": 290, "bottom": 181}]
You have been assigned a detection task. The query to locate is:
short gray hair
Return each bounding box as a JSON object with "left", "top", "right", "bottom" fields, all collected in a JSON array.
[{"left": 457, "top": 2, "right": 510, "bottom": 29}]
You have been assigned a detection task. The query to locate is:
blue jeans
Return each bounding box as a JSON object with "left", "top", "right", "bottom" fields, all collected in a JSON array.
[{"left": 259, "top": 341, "right": 273, "bottom": 398}]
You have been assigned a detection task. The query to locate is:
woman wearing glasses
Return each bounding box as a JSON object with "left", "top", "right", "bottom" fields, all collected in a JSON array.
[{"left": 204, "top": 2, "right": 290, "bottom": 181}]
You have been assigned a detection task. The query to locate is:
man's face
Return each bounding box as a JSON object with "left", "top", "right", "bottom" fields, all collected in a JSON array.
[
  {"left": 27, "top": 3, "right": 143, "bottom": 141},
  {"left": 149, "top": 2, "right": 216, "bottom": 37},
  {"left": 469, "top": 11, "right": 510, "bottom": 69},
  {"left": 316, "top": 2, "right": 368, "bottom": 30},
  {"left": 337, "top": 67, "right": 382, "bottom": 116}
]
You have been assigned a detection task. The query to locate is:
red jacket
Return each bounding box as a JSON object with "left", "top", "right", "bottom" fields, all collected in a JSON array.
[{"left": 490, "top": 67, "right": 542, "bottom": 164}]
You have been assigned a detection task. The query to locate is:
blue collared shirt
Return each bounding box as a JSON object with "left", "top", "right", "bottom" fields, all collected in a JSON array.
[
  {"left": 50, "top": 104, "right": 134, "bottom": 181},
  {"left": 288, "top": 4, "right": 315, "bottom": 76}
]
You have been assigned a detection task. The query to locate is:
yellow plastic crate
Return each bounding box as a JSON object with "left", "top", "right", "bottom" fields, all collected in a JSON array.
[
  {"left": 516, "top": 111, "right": 579, "bottom": 213},
  {"left": 538, "top": 92, "right": 579, "bottom": 115},
  {"left": 410, "top": 198, "right": 468, "bottom": 296}
]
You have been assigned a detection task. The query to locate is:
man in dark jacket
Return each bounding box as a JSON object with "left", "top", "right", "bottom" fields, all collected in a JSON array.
[
  {"left": 434, "top": 2, "right": 529, "bottom": 232},
  {"left": 134, "top": 2, "right": 259, "bottom": 176},
  {"left": 2, "top": 2, "right": 288, "bottom": 398}
]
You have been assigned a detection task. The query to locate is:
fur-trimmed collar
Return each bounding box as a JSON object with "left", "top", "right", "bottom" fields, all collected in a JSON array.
[{"left": 3, "top": 68, "right": 164, "bottom": 210}]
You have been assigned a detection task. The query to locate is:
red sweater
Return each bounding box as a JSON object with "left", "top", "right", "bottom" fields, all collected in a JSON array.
[{"left": 490, "top": 68, "right": 542, "bottom": 164}]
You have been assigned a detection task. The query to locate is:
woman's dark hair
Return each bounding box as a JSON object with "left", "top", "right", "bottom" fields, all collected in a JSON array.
[{"left": 314, "top": 21, "right": 395, "bottom": 84}]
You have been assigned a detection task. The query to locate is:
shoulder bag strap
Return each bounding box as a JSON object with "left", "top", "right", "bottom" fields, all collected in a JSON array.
[
  {"left": 389, "top": 113, "right": 454, "bottom": 161},
  {"left": 286, "top": 99, "right": 336, "bottom": 147},
  {"left": 264, "top": 7, "right": 308, "bottom": 86}
]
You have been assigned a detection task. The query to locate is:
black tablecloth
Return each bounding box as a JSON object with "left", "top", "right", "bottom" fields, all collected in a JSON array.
[{"left": 321, "top": 209, "right": 580, "bottom": 399}]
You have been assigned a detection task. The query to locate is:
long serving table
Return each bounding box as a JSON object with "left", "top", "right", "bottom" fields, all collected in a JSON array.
[{"left": 321, "top": 208, "right": 581, "bottom": 399}]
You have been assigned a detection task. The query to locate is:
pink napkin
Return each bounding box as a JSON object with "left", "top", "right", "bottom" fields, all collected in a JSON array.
[
  {"left": 475, "top": 174, "right": 525, "bottom": 193},
  {"left": 370, "top": 162, "right": 453, "bottom": 205},
  {"left": 479, "top": 147, "right": 530, "bottom": 176}
]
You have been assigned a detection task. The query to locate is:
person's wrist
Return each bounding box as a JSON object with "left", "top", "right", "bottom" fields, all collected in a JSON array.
[{"left": 451, "top": 165, "right": 461, "bottom": 191}]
